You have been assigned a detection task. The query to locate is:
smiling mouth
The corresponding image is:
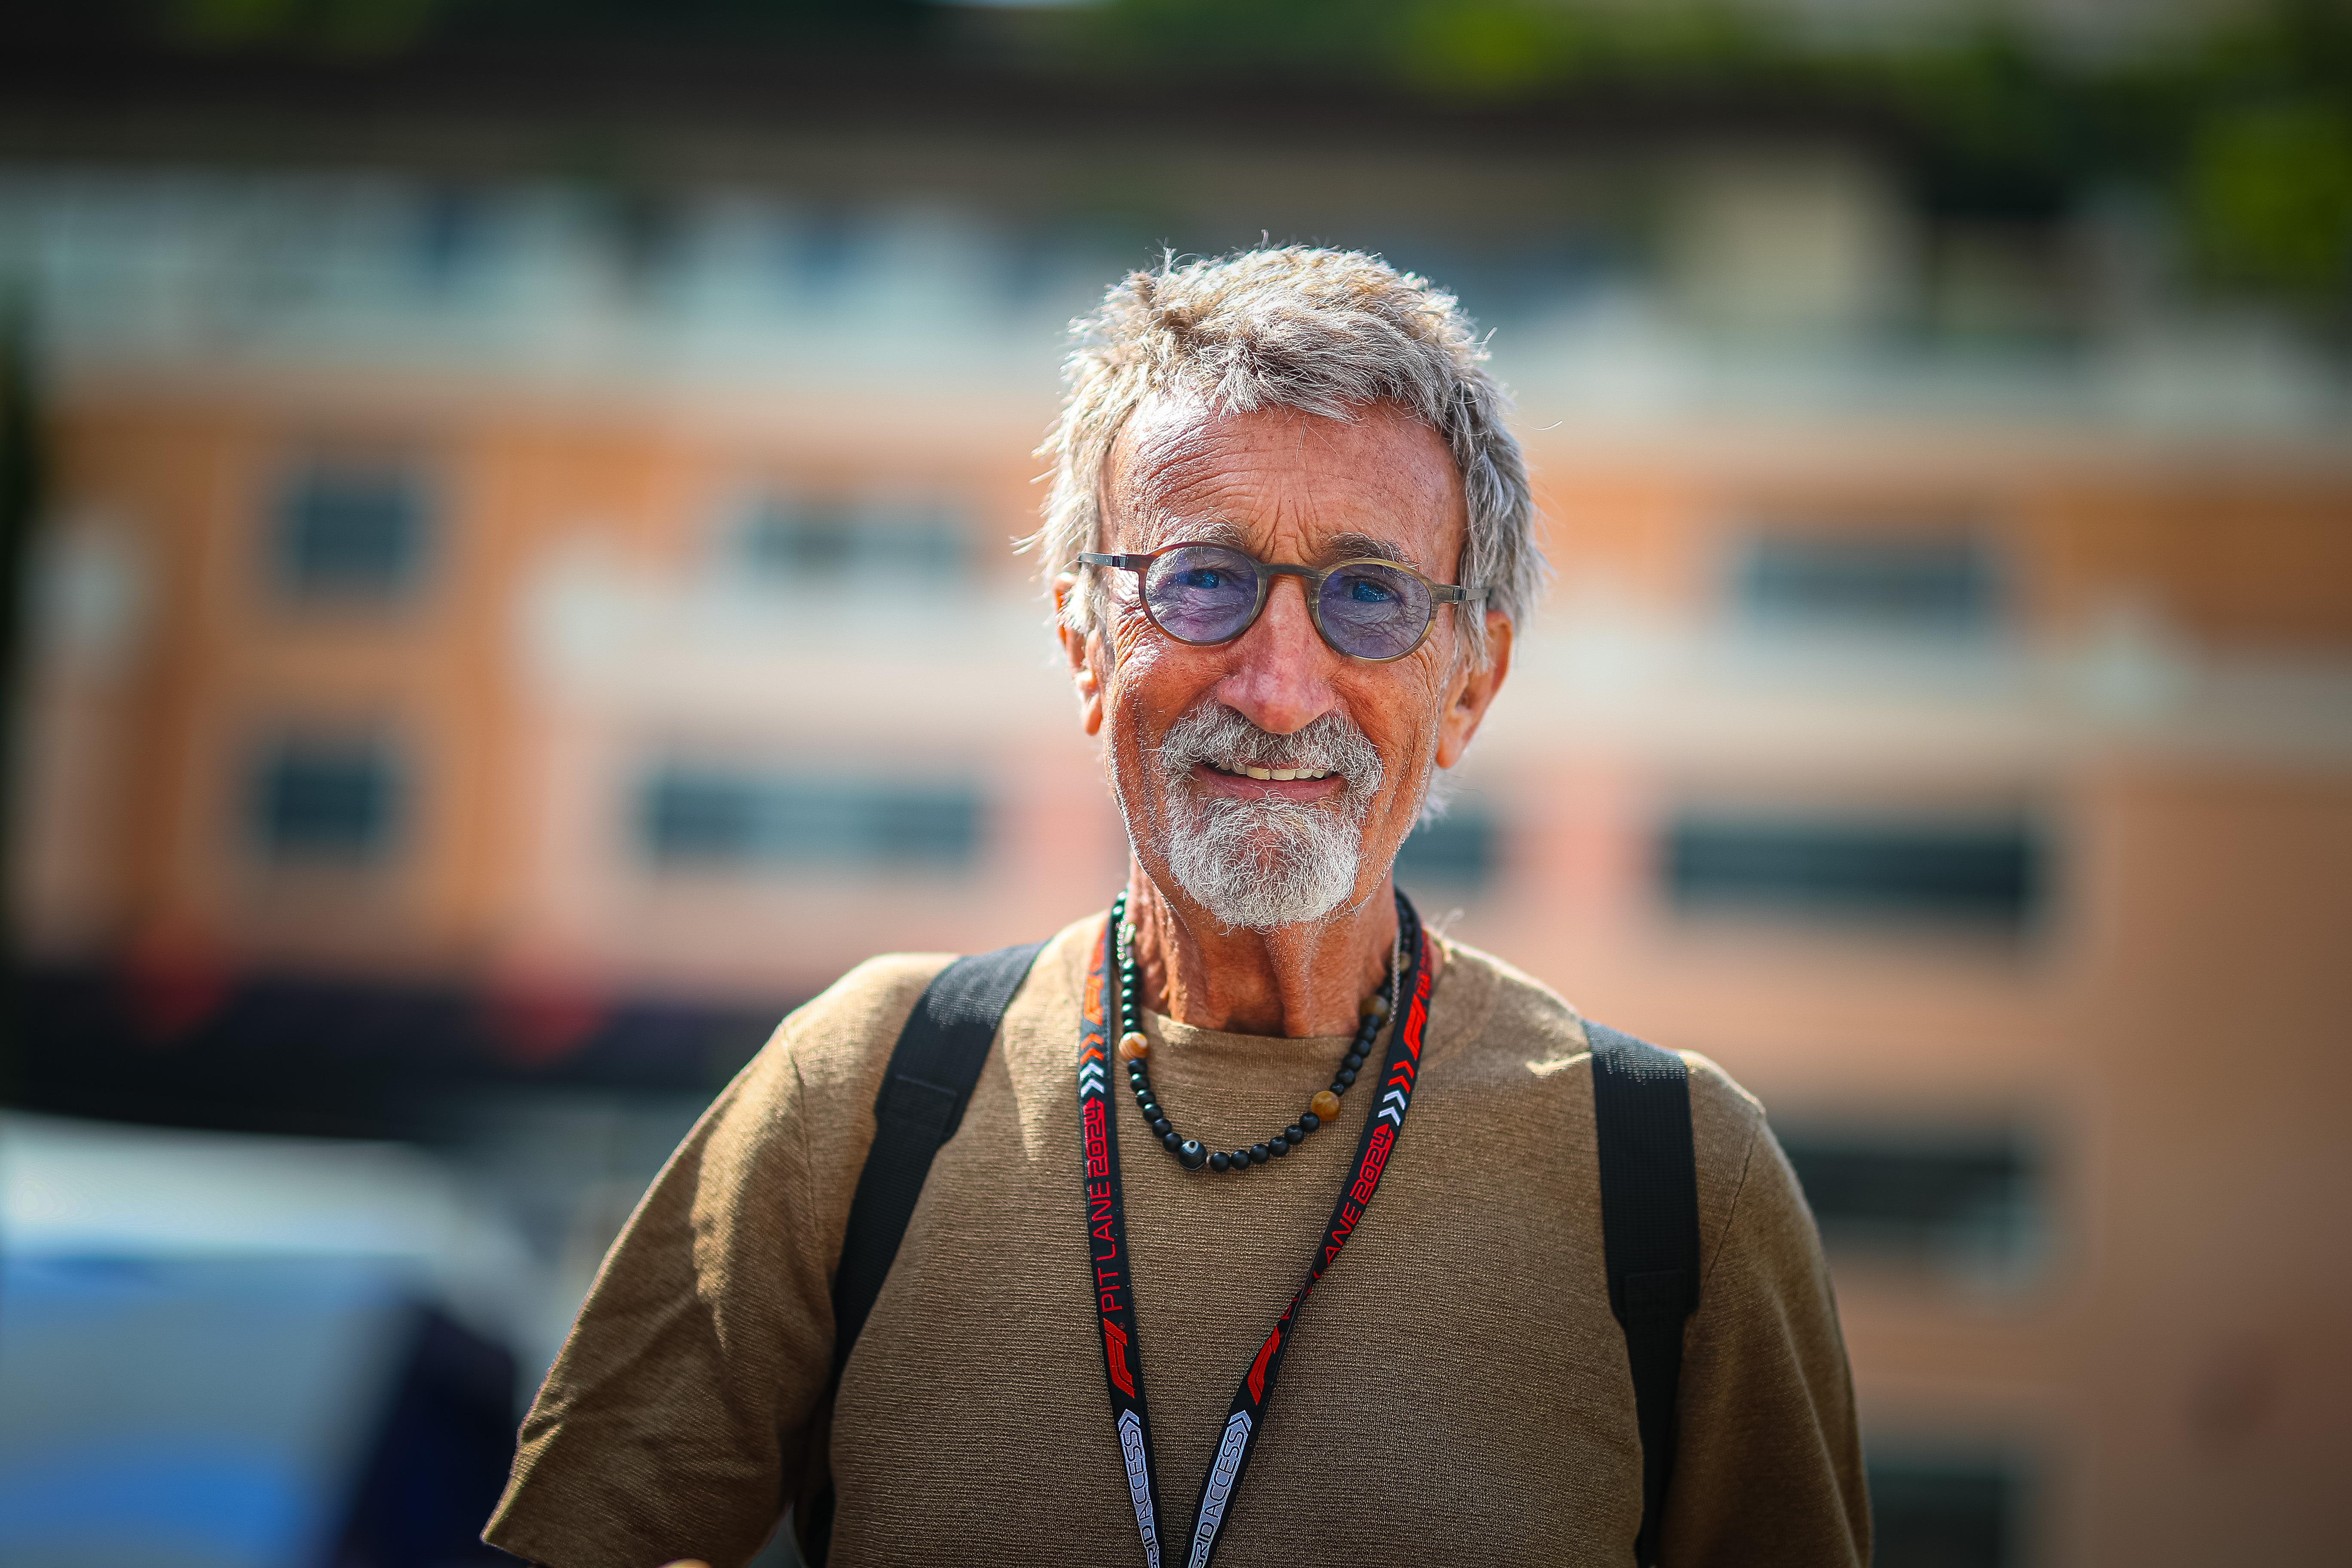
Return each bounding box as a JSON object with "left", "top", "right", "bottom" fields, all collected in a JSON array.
[{"left": 1205, "top": 762, "right": 1335, "bottom": 783}]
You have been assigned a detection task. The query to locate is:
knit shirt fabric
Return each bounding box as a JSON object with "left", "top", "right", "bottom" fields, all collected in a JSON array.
[{"left": 486, "top": 915, "right": 1869, "bottom": 1568}]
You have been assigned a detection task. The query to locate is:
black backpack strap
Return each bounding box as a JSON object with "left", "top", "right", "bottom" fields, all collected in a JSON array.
[
  {"left": 830, "top": 939, "right": 1048, "bottom": 1375},
  {"left": 1588, "top": 1021, "right": 1702, "bottom": 1568},
  {"left": 805, "top": 939, "right": 1045, "bottom": 1565}
]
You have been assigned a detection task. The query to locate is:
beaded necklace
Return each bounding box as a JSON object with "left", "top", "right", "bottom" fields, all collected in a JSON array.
[{"left": 1110, "top": 891, "right": 1404, "bottom": 1174}]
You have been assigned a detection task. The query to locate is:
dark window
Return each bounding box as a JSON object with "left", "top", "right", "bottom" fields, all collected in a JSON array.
[
  {"left": 273, "top": 462, "right": 432, "bottom": 600},
  {"left": 1394, "top": 808, "right": 1494, "bottom": 891},
  {"left": 1778, "top": 1127, "right": 2040, "bottom": 1270},
  {"left": 1665, "top": 812, "right": 2044, "bottom": 928},
  {"left": 250, "top": 738, "right": 402, "bottom": 863},
  {"left": 735, "top": 498, "right": 965, "bottom": 584},
  {"left": 640, "top": 769, "right": 981, "bottom": 870},
  {"left": 1735, "top": 531, "right": 2000, "bottom": 633},
  {"left": 411, "top": 190, "right": 495, "bottom": 293},
  {"left": 1868, "top": 1455, "right": 2021, "bottom": 1568}
]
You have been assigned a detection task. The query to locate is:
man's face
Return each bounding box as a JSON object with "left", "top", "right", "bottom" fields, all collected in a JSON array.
[{"left": 1059, "top": 397, "right": 1510, "bottom": 931}]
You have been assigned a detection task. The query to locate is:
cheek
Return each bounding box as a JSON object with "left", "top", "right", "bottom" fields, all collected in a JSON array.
[
  {"left": 1106, "top": 620, "right": 1224, "bottom": 730},
  {"left": 1351, "top": 661, "right": 1451, "bottom": 764},
  {"left": 1100, "top": 629, "right": 1182, "bottom": 776}
]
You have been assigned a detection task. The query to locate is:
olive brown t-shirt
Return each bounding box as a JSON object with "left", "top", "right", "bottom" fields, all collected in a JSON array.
[{"left": 485, "top": 916, "right": 1868, "bottom": 1567}]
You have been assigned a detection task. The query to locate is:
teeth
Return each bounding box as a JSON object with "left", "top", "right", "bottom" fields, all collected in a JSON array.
[{"left": 1218, "top": 763, "right": 1333, "bottom": 782}]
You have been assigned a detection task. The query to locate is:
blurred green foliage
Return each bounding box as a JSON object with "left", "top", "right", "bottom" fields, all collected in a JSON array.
[
  {"left": 1067, "top": 0, "right": 2352, "bottom": 310},
  {"left": 17, "top": 0, "right": 2352, "bottom": 312},
  {"left": 2190, "top": 101, "right": 2352, "bottom": 297},
  {"left": 143, "top": 0, "right": 928, "bottom": 54}
]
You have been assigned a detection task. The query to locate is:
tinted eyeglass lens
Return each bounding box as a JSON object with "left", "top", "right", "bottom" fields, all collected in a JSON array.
[
  {"left": 1144, "top": 545, "right": 1262, "bottom": 643},
  {"left": 1317, "top": 560, "right": 1433, "bottom": 660}
]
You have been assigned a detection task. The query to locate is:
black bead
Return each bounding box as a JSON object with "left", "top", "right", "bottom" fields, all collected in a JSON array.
[
  {"left": 1162, "top": 1129, "right": 1183, "bottom": 1152},
  {"left": 1207, "top": 1151, "right": 1231, "bottom": 1173},
  {"left": 1343, "top": 1053, "right": 1365, "bottom": 1072},
  {"left": 1335, "top": 1068, "right": 1357, "bottom": 1087},
  {"left": 1138, "top": 1101, "right": 1159, "bottom": 1121},
  {"left": 1233, "top": 1149, "right": 1253, "bottom": 1169},
  {"left": 1300, "top": 1112, "right": 1321, "bottom": 1132},
  {"left": 1285, "top": 1122, "right": 1305, "bottom": 1142},
  {"left": 1265, "top": 1136, "right": 1289, "bottom": 1157},
  {"left": 1250, "top": 1143, "right": 1270, "bottom": 1164},
  {"left": 1152, "top": 1118, "right": 1173, "bottom": 1139},
  {"left": 1179, "top": 1140, "right": 1207, "bottom": 1169}
]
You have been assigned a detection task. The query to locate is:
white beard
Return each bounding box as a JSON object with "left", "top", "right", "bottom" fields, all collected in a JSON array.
[{"left": 1150, "top": 703, "right": 1387, "bottom": 930}]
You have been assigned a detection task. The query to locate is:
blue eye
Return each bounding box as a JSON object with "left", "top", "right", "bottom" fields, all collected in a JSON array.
[
  {"left": 1347, "top": 577, "right": 1396, "bottom": 603},
  {"left": 1179, "top": 569, "right": 1225, "bottom": 590}
]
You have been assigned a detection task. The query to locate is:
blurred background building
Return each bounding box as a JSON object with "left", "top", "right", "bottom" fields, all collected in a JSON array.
[{"left": 1, "top": 0, "right": 2348, "bottom": 1564}]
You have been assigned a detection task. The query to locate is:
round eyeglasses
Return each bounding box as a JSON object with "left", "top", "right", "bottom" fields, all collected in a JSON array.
[{"left": 1078, "top": 542, "right": 1486, "bottom": 663}]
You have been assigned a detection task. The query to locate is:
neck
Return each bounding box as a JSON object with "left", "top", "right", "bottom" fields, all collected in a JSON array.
[{"left": 1122, "top": 863, "right": 1430, "bottom": 1036}]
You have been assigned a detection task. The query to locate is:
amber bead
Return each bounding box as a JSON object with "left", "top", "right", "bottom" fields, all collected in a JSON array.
[
  {"left": 1310, "top": 1090, "right": 1342, "bottom": 1123},
  {"left": 1116, "top": 1032, "right": 1150, "bottom": 1063},
  {"left": 1360, "top": 995, "right": 1390, "bottom": 1020}
]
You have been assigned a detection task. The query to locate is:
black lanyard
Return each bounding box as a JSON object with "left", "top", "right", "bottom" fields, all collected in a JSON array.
[{"left": 1075, "top": 894, "right": 1430, "bottom": 1568}]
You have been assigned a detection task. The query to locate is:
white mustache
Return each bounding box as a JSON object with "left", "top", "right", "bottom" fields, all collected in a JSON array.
[{"left": 1156, "top": 704, "right": 1384, "bottom": 800}]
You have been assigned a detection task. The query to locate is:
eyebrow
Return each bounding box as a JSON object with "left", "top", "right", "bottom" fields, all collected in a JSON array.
[
  {"left": 1147, "top": 518, "right": 1424, "bottom": 570},
  {"left": 1317, "top": 530, "right": 1420, "bottom": 568}
]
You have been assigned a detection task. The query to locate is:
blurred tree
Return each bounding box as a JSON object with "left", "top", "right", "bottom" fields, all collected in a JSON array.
[
  {"left": 2173, "top": 0, "right": 2352, "bottom": 306},
  {"left": 0, "top": 0, "right": 934, "bottom": 56},
  {"left": 0, "top": 0, "right": 2346, "bottom": 315},
  {"left": 0, "top": 293, "right": 40, "bottom": 1097},
  {"left": 2189, "top": 101, "right": 2352, "bottom": 298},
  {"left": 1063, "top": 0, "right": 2352, "bottom": 318}
]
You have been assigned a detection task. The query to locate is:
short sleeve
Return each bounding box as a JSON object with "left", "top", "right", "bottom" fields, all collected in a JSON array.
[
  {"left": 483, "top": 955, "right": 944, "bottom": 1568},
  {"left": 1659, "top": 1110, "right": 1871, "bottom": 1567}
]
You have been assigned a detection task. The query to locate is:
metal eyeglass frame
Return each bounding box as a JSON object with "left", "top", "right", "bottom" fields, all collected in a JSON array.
[{"left": 1077, "top": 542, "right": 1488, "bottom": 664}]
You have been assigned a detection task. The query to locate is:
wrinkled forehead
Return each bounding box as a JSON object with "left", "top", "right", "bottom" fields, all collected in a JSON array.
[{"left": 1104, "top": 395, "right": 1468, "bottom": 576}]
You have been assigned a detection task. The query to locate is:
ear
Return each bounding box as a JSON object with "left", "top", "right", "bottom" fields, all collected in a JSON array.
[
  {"left": 1053, "top": 572, "right": 1106, "bottom": 737},
  {"left": 1433, "top": 610, "right": 1512, "bottom": 769}
]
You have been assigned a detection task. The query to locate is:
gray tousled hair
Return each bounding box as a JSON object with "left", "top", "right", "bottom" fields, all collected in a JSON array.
[{"left": 1029, "top": 246, "right": 1542, "bottom": 667}]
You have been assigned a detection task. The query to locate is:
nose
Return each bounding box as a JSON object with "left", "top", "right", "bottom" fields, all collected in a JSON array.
[{"left": 1213, "top": 572, "right": 1338, "bottom": 736}]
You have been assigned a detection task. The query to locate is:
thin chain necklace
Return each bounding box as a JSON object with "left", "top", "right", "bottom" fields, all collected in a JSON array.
[{"left": 1111, "top": 891, "right": 1403, "bottom": 1174}]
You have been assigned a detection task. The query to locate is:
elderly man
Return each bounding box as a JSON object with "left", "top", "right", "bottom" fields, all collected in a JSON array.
[{"left": 484, "top": 248, "right": 1867, "bottom": 1568}]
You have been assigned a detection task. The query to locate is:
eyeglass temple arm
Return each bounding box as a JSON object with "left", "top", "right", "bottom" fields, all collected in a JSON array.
[{"left": 1076, "top": 552, "right": 1152, "bottom": 570}]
